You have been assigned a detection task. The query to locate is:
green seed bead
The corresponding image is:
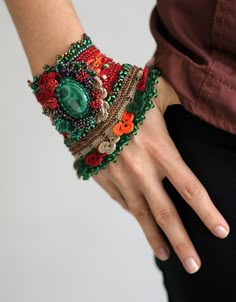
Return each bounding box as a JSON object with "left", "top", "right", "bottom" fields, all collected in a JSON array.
[{"left": 123, "top": 64, "right": 132, "bottom": 69}]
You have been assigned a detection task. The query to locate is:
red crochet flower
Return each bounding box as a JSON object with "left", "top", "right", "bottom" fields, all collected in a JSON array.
[
  {"left": 85, "top": 152, "right": 106, "bottom": 167},
  {"left": 36, "top": 89, "right": 55, "bottom": 107},
  {"left": 39, "top": 71, "right": 58, "bottom": 86},
  {"left": 36, "top": 72, "right": 59, "bottom": 107},
  {"left": 46, "top": 79, "right": 58, "bottom": 91},
  {"left": 46, "top": 97, "right": 59, "bottom": 110}
]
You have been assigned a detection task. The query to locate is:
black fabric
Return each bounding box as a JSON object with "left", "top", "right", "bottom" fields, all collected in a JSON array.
[{"left": 155, "top": 104, "right": 236, "bottom": 302}]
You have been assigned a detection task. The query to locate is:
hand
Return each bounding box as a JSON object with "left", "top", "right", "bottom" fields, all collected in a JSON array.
[{"left": 93, "top": 76, "right": 230, "bottom": 274}]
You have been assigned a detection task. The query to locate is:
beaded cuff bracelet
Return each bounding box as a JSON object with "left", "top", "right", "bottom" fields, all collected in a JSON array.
[{"left": 28, "top": 33, "right": 161, "bottom": 180}]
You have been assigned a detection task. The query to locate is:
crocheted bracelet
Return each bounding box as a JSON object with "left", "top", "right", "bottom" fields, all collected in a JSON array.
[{"left": 28, "top": 33, "right": 161, "bottom": 180}]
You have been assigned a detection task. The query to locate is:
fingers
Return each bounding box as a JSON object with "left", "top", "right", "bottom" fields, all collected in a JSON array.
[
  {"left": 107, "top": 161, "right": 171, "bottom": 261},
  {"left": 112, "top": 156, "right": 201, "bottom": 273},
  {"left": 156, "top": 146, "right": 230, "bottom": 239},
  {"left": 118, "top": 144, "right": 202, "bottom": 273},
  {"left": 125, "top": 193, "right": 170, "bottom": 261},
  {"left": 170, "top": 164, "right": 229, "bottom": 237},
  {"left": 94, "top": 167, "right": 170, "bottom": 261},
  {"left": 141, "top": 178, "right": 201, "bottom": 274},
  {"left": 147, "top": 120, "right": 230, "bottom": 239},
  {"left": 115, "top": 139, "right": 202, "bottom": 272}
]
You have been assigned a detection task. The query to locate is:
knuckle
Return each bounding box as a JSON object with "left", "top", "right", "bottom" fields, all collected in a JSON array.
[
  {"left": 127, "top": 160, "right": 143, "bottom": 178},
  {"left": 151, "top": 141, "right": 180, "bottom": 173},
  {"left": 151, "top": 139, "right": 170, "bottom": 163},
  {"left": 148, "top": 236, "right": 163, "bottom": 250},
  {"left": 111, "top": 169, "right": 124, "bottom": 184},
  {"left": 147, "top": 234, "right": 158, "bottom": 245},
  {"left": 107, "top": 162, "right": 120, "bottom": 176},
  {"left": 131, "top": 207, "right": 152, "bottom": 220},
  {"left": 122, "top": 151, "right": 144, "bottom": 178},
  {"left": 181, "top": 179, "right": 202, "bottom": 201},
  {"left": 174, "top": 240, "right": 190, "bottom": 254},
  {"left": 154, "top": 208, "right": 175, "bottom": 227}
]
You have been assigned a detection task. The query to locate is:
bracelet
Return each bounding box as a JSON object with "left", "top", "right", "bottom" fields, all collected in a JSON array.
[{"left": 28, "top": 33, "right": 161, "bottom": 180}]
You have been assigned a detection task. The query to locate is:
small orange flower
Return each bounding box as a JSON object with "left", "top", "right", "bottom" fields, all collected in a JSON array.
[
  {"left": 122, "top": 111, "right": 134, "bottom": 123},
  {"left": 113, "top": 111, "right": 134, "bottom": 136}
]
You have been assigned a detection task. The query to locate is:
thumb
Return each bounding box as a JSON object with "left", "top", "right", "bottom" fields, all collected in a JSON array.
[{"left": 154, "top": 76, "right": 182, "bottom": 114}]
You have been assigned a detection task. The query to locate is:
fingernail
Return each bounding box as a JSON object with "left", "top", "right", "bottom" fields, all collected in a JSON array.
[
  {"left": 155, "top": 248, "right": 170, "bottom": 261},
  {"left": 214, "top": 225, "right": 229, "bottom": 238},
  {"left": 184, "top": 257, "right": 200, "bottom": 274}
]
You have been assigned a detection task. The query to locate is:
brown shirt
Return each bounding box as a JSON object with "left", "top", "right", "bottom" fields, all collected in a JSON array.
[{"left": 150, "top": 0, "right": 236, "bottom": 135}]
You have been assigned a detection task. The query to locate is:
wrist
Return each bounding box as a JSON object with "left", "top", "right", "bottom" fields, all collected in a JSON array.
[{"left": 28, "top": 34, "right": 161, "bottom": 180}]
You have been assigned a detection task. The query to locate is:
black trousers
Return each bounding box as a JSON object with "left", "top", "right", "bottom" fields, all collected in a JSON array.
[{"left": 155, "top": 105, "right": 236, "bottom": 302}]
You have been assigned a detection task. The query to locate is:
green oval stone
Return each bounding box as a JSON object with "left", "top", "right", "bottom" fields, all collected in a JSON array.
[{"left": 56, "top": 78, "right": 90, "bottom": 119}]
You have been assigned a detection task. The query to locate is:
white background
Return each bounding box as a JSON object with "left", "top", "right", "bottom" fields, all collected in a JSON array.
[{"left": 0, "top": 0, "right": 168, "bottom": 301}]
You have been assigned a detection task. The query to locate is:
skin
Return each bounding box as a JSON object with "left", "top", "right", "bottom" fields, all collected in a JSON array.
[{"left": 5, "top": 0, "right": 230, "bottom": 274}]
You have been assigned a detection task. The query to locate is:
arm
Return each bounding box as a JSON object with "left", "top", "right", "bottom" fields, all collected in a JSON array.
[
  {"left": 5, "top": 0, "right": 230, "bottom": 274},
  {"left": 5, "top": 0, "right": 84, "bottom": 76}
]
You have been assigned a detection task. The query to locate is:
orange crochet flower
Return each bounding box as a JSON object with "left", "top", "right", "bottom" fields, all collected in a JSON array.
[
  {"left": 113, "top": 111, "right": 134, "bottom": 136},
  {"left": 122, "top": 112, "right": 134, "bottom": 123}
]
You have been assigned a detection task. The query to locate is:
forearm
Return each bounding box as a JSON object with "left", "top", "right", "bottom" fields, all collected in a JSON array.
[{"left": 5, "top": 0, "right": 84, "bottom": 76}]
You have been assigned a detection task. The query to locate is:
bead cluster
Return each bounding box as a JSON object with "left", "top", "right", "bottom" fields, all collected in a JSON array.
[{"left": 28, "top": 33, "right": 161, "bottom": 180}]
